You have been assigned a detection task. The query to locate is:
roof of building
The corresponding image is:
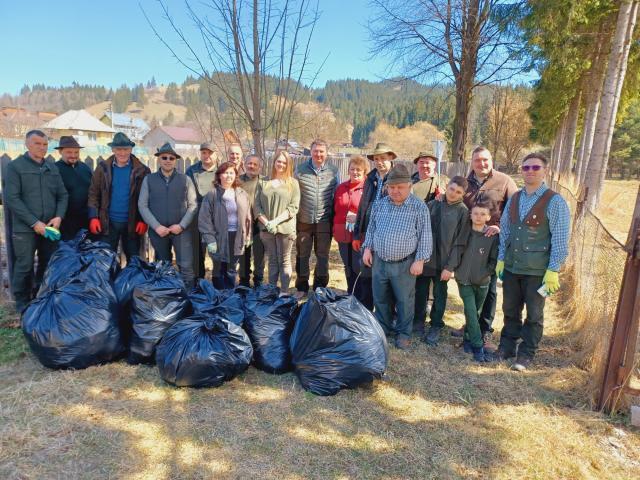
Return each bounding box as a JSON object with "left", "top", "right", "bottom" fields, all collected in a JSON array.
[
  {"left": 149, "top": 126, "right": 202, "bottom": 143},
  {"left": 42, "top": 109, "right": 115, "bottom": 133},
  {"left": 103, "top": 111, "right": 150, "bottom": 130}
]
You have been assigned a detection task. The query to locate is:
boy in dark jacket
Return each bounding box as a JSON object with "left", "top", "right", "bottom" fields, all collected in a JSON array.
[
  {"left": 422, "top": 176, "right": 470, "bottom": 345},
  {"left": 456, "top": 200, "right": 499, "bottom": 362}
]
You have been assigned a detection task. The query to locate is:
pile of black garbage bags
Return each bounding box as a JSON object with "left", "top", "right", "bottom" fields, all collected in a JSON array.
[{"left": 21, "top": 231, "right": 388, "bottom": 395}]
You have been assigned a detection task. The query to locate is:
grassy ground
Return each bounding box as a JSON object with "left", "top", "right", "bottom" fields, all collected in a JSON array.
[
  {"left": 1, "top": 243, "right": 640, "bottom": 479},
  {"left": 595, "top": 179, "right": 640, "bottom": 244}
]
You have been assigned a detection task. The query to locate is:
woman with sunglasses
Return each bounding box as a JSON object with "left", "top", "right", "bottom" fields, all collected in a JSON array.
[
  {"left": 198, "top": 161, "right": 252, "bottom": 289},
  {"left": 254, "top": 150, "right": 300, "bottom": 293}
]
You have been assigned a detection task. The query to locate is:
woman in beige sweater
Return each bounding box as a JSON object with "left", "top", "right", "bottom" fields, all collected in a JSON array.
[{"left": 254, "top": 150, "right": 300, "bottom": 292}]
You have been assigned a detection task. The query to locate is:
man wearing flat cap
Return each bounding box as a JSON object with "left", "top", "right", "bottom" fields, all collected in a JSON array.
[
  {"left": 352, "top": 142, "right": 396, "bottom": 310},
  {"left": 362, "top": 164, "right": 432, "bottom": 350},
  {"left": 55, "top": 136, "right": 92, "bottom": 240},
  {"left": 88, "top": 132, "right": 150, "bottom": 261},
  {"left": 139, "top": 142, "right": 197, "bottom": 288},
  {"left": 4, "top": 129, "right": 68, "bottom": 312},
  {"left": 186, "top": 142, "right": 220, "bottom": 278}
]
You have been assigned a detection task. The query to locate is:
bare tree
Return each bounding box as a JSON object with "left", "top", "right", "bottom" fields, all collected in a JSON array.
[
  {"left": 143, "top": 0, "right": 321, "bottom": 159},
  {"left": 367, "top": 0, "right": 528, "bottom": 162}
]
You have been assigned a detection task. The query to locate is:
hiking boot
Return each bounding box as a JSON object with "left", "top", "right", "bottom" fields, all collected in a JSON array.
[
  {"left": 450, "top": 326, "right": 464, "bottom": 338},
  {"left": 493, "top": 347, "right": 516, "bottom": 362},
  {"left": 462, "top": 339, "right": 473, "bottom": 353},
  {"left": 423, "top": 326, "right": 442, "bottom": 346},
  {"left": 511, "top": 356, "right": 533, "bottom": 372},
  {"left": 413, "top": 322, "right": 426, "bottom": 337},
  {"left": 395, "top": 337, "right": 411, "bottom": 350},
  {"left": 482, "top": 332, "right": 498, "bottom": 353},
  {"left": 471, "top": 346, "right": 487, "bottom": 363}
]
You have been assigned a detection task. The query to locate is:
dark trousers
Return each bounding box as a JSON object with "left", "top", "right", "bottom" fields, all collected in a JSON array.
[
  {"left": 415, "top": 275, "right": 448, "bottom": 329},
  {"left": 479, "top": 273, "right": 498, "bottom": 333},
  {"left": 149, "top": 230, "right": 195, "bottom": 288},
  {"left": 11, "top": 231, "right": 59, "bottom": 310},
  {"left": 458, "top": 283, "right": 490, "bottom": 348},
  {"left": 338, "top": 242, "right": 373, "bottom": 310},
  {"left": 211, "top": 231, "right": 240, "bottom": 290},
  {"left": 499, "top": 270, "right": 546, "bottom": 359},
  {"left": 100, "top": 220, "right": 140, "bottom": 261},
  {"left": 239, "top": 225, "right": 265, "bottom": 287},
  {"left": 60, "top": 215, "right": 88, "bottom": 241},
  {"left": 295, "top": 221, "right": 331, "bottom": 292}
]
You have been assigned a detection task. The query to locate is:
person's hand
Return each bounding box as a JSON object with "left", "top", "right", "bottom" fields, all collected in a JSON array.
[
  {"left": 44, "top": 226, "right": 61, "bottom": 241},
  {"left": 543, "top": 270, "right": 560, "bottom": 294},
  {"left": 410, "top": 260, "right": 424, "bottom": 276},
  {"left": 135, "top": 221, "right": 148, "bottom": 235},
  {"left": 207, "top": 242, "right": 218, "bottom": 254},
  {"left": 440, "top": 269, "right": 453, "bottom": 281},
  {"left": 484, "top": 225, "right": 500, "bottom": 237},
  {"left": 345, "top": 221, "right": 355, "bottom": 232},
  {"left": 496, "top": 260, "right": 505, "bottom": 281},
  {"left": 155, "top": 225, "right": 170, "bottom": 237},
  {"left": 352, "top": 239, "right": 362, "bottom": 252},
  {"left": 265, "top": 221, "right": 277, "bottom": 234},
  {"left": 363, "top": 248, "right": 373, "bottom": 267},
  {"left": 47, "top": 217, "right": 62, "bottom": 229},
  {"left": 168, "top": 224, "right": 183, "bottom": 235},
  {"left": 89, "top": 218, "right": 102, "bottom": 235},
  {"left": 33, "top": 221, "right": 47, "bottom": 236}
]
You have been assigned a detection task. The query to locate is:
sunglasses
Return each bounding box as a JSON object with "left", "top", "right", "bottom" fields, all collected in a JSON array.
[
  {"left": 522, "top": 165, "right": 543, "bottom": 172},
  {"left": 160, "top": 156, "right": 176, "bottom": 161}
]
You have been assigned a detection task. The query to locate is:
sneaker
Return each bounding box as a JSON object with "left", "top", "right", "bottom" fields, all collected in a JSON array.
[
  {"left": 511, "top": 356, "right": 532, "bottom": 372},
  {"left": 395, "top": 337, "right": 411, "bottom": 350},
  {"left": 471, "top": 346, "right": 487, "bottom": 363},
  {"left": 482, "top": 332, "right": 498, "bottom": 353},
  {"left": 450, "top": 326, "right": 464, "bottom": 338},
  {"left": 413, "top": 323, "right": 426, "bottom": 337},
  {"left": 423, "top": 326, "right": 442, "bottom": 346}
]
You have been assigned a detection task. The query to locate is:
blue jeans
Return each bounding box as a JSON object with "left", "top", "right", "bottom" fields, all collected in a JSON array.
[
  {"left": 211, "top": 231, "right": 240, "bottom": 290},
  {"left": 372, "top": 254, "right": 416, "bottom": 340}
]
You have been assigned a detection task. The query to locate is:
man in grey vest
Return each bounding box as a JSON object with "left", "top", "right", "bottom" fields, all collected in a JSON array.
[
  {"left": 294, "top": 139, "right": 339, "bottom": 297},
  {"left": 496, "top": 152, "right": 570, "bottom": 371},
  {"left": 186, "top": 142, "right": 219, "bottom": 278},
  {"left": 138, "top": 143, "right": 197, "bottom": 288},
  {"left": 239, "top": 154, "right": 266, "bottom": 287}
]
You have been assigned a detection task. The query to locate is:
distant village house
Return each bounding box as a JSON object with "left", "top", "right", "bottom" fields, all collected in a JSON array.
[
  {"left": 41, "top": 109, "right": 115, "bottom": 145},
  {"left": 100, "top": 111, "right": 150, "bottom": 142},
  {"left": 143, "top": 126, "right": 202, "bottom": 156}
]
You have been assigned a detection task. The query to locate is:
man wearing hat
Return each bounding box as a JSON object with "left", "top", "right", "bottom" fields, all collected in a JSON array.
[
  {"left": 186, "top": 142, "right": 219, "bottom": 278},
  {"left": 4, "top": 130, "right": 68, "bottom": 312},
  {"left": 138, "top": 142, "right": 197, "bottom": 287},
  {"left": 55, "top": 136, "right": 93, "bottom": 240},
  {"left": 294, "top": 139, "right": 340, "bottom": 296},
  {"left": 411, "top": 151, "right": 442, "bottom": 203},
  {"left": 362, "top": 164, "right": 432, "bottom": 349},
  {"left": 87, "top": 132, "right": 151, "bottom": 261},
  {"left": 352, "top": 142, "right": 396, "bottom": 310}
]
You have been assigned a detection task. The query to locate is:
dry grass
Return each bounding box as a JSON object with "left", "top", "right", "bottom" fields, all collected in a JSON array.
[
  {"left": 1, "top": 243, "right": 640, "bottom": 479},
  {"left": 594, "top": 179, "right": 639, "bottom": 244}
]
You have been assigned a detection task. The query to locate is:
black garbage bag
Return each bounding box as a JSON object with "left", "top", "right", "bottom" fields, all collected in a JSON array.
[
  {"left": 22, "top": 271, "right": 122, "bottom": 369},
  {"left": 113, "top": 256, "right": 158, "bottom": 308},
  {"left": 289, "top": 288, "right": 388, "bottom": 396},
  {"left": 128, "top": 262, "right": 191, "bottom": 364},
  {"left": 156, "top": 314, "right": 253, "bottom": 387},
  {"left": 242, "top": 285, "right": 298, "bottom": 373},
  {"left": 189, "top": 279, "right": 245, "bottom": 326},
  {"left": 39, "top": 229, "right": 119, "bottom": 295}
]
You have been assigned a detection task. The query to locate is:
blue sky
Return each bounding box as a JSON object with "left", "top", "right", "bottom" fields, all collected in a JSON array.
[{"left": 0, "top": 0, "right": 389, "bottom": 95}]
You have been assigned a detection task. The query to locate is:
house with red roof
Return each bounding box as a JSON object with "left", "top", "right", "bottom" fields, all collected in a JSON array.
[{"left": 143, "top": 125, "right": 203, "bottom": 156}]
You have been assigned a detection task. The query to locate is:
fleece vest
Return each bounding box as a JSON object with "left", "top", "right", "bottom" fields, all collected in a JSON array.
[{"left": 146, "top": 171, "right": 189, "bottom": 227}]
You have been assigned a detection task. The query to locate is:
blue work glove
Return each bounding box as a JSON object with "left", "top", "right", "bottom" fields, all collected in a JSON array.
[{"left": 44, "top": 226, "right": 61, "bottom": 241}]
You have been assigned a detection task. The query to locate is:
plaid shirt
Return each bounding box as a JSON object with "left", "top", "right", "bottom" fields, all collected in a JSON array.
[
  {"left": 363, "top": 193, "right": 432, "bottom": 262},
  {"left": 498, "top": 183, "right": 570, "bottom": 272}
]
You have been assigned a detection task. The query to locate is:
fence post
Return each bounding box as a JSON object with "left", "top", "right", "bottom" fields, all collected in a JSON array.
[{"left": 597, "top": 184, "right": 640, "bottom": 412}]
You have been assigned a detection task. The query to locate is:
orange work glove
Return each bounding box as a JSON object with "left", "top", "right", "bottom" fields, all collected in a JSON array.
[
  {"left": 135, "top": 221, "right": 148, "bottom": 235},
  {"left": 89, "top": 218, "right": 102, "bottom": 235},
  {"left": 352, "top": 239, "right": 362, "bottom": 252}
]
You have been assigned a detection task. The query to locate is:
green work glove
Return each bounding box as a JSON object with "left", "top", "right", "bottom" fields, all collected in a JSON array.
[
  {"left": 44, "top": 226, "right": 61, "bottom": 241},
  {"left": 496, "top": 260, "right": 505, "bottom": 281},
  {"left": 543, "top": 270, "right": 560, "bottom": 294},
  {"left": 265, "top": 221, "right": 277, "bottom": 234},
  {"left": 207, "top": 242, "right": 217, "bottom": 255}
]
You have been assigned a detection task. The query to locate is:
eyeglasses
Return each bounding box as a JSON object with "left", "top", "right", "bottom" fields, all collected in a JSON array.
[
  {"left": 522, "top": 165, "right": 543, "bottom": 172},
  {"left": 160, "top": 156, "right": 176, "bottom": 161}
]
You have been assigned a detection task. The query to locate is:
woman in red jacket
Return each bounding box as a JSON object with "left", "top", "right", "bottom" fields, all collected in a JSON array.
[{"left": 333, "top": 155, "right": 369, "bottom": 299}]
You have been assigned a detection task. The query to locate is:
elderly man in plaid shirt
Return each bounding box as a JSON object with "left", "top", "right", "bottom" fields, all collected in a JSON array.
[
  {"left": 362, "top": 164, "right": 432, "bottom": 350},
  {"left": 495, "top": 152, "right": 570, "bottom": 371}
]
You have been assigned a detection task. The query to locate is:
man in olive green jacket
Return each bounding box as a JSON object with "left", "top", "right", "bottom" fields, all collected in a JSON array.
[{"left": 4, "top": 130, "right": 68, "bottom": 312}]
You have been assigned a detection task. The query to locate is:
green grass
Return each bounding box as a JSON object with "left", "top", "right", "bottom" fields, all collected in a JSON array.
[{"left": 0, "top": 305, "right": 27, "bottom": 365}]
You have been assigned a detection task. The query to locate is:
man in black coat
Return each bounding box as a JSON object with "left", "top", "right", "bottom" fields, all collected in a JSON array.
[{"left": 54, "top": 136, "right": 93, "bottom": 240}]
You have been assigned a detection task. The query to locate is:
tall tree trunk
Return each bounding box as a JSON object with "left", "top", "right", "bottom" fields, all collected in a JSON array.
[
  {"left": 559, "top": 91, "right": 582, "bottom": 179},
  {"left": 586, "top": 0, "right": 639, "bottom": 210},
  {"left": 551, "top": 115, "right": 566, "bottom": 177},
  {"left": 452, "top": 75, "right": 473, "bottom": 162},
  {"left": 576, "top": 31, "right": 609, "bottom": 184}
]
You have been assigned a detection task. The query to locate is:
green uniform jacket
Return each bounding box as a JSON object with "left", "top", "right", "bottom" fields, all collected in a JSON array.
[
  {"left": 4, "top": 152, "right": 68, "bottom": 233},
  {"left": 424, "top": 198, "right": 470, "bottom": 276}
]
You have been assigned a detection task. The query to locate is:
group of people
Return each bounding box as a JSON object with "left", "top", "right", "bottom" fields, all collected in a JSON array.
[{"left": 4, "top": 130, "right": 570, "bottom": 371}]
